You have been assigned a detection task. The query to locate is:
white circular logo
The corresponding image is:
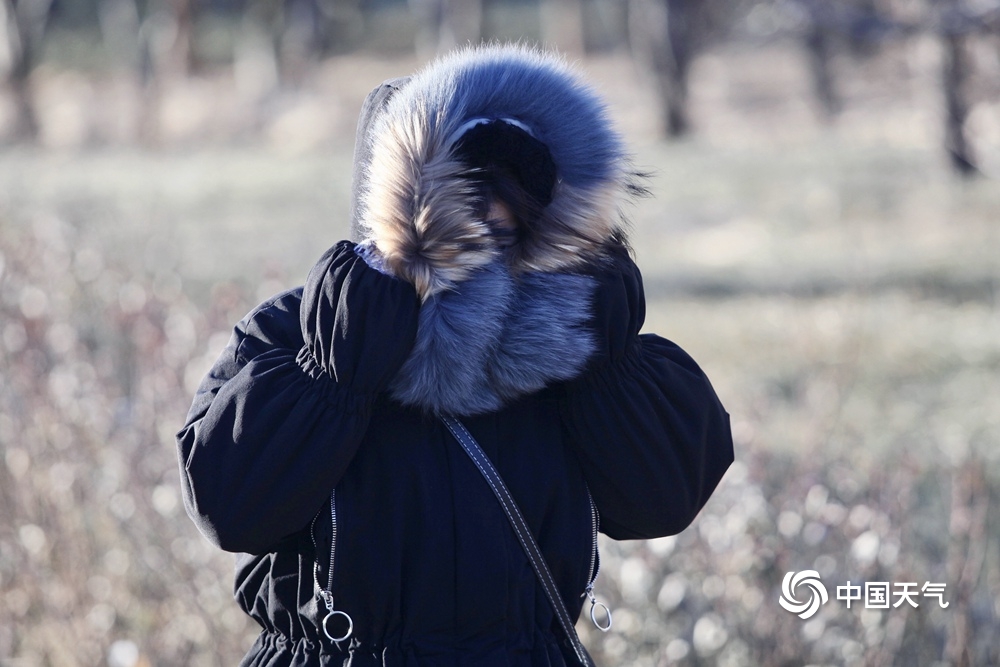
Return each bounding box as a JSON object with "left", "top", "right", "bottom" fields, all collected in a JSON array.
[{"left": 779, "top": 570, "right": 829, "bottom": 619}]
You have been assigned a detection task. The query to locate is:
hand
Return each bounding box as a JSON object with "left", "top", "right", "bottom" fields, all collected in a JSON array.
[
  {"left": 300, "top": 241, "right": 420, "bottom": 395},
  {"left": 586, "top": 242, "right": 646, "bottom": 365}
]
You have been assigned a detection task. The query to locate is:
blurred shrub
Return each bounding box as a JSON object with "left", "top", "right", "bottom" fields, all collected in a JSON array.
[
  {"left": 0, "top": 215, "right": 256, "bottom": 665},
  {"left": 581, "top": 446, "right": 1000, "bottom": 666},
  {"left": 1, "top": 197, "right": 998, "bottom": 665}
]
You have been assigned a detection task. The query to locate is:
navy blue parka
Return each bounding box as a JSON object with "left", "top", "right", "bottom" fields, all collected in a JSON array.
[{"left": 177, "top": 46, "right": 733, "bottom": 667}]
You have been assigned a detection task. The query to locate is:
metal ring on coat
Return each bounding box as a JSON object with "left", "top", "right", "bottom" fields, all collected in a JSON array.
[
  {"left": 323, "top": 610, "right": 354, "bottom": 642},
  {"left": 590, "top": 599, "right": 612, "bottom": 632}
]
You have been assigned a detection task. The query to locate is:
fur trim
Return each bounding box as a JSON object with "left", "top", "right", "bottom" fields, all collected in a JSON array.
[
  {"left": 488, "top": 272, "right": 596, "bottom": 401},
  {"left": 358, "top": 44, "right": 633, "bottom": 301},
  {"left": 389, "top": 262, "right": 514, "bottom": 415},
  {"left": 355, "top": 45, "right": 632, "bottom": 413},
  {"left": 387, "top": 261, "right": 596, "bottom": 416}
]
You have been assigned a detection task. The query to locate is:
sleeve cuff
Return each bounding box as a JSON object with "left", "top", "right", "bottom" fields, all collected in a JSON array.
[
  {"left": 295, "top": 345, "right": 371, "bottom": 415},
  {"left": 570, "top": 337, "right": 644, "bottom": 394}
]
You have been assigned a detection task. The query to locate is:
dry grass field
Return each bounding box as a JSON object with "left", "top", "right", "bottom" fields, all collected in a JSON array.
[{"left": 1, "top": 38, "right": 999, "bottom": 666}]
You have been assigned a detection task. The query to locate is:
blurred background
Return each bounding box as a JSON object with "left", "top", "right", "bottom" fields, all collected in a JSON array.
[{"left": 1, "top": 0, "right": 999, "bottom": 665}]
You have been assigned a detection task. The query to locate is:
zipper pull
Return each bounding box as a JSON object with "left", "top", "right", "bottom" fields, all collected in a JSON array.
[
  {"left": 314, "top": 489, "right": 353, "bottom": 643},
  {"left": 318, "top": 597, "right": 354, "bottom": 643},
  {"left": 583, "top": 583, "right": 613, "bottom": 632}
]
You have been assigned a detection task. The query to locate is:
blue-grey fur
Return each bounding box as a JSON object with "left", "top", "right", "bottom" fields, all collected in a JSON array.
[
  {"left": 488, "top": 273, "right": 596, "bottom": 401},
  {"left": 376, "top": 46, "right": 624, "bottom": 191},
  {"left": 389, "top": 262, "right": 515, "bottom": 415},
  {"left": 358, "top": 45, "right": 634, "bottom": 299},
  {"left": 357, "top": 45, "right": 633, "bottom": 415},
  {"left": 388, "top": 263, "right": 597, "bottom": 416}
]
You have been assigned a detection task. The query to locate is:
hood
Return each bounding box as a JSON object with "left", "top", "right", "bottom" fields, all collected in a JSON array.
[
  {"left": 349, "top": 76, "right": 411, "bottom": 243},
  {"left": 349, "top": 45, "right": 641, "bottom": 416},
  {"left": 353, "top": 44, "right": 638, "bottom": 300}
]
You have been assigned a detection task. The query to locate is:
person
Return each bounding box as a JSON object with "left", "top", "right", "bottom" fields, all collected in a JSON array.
[{"left": 176, "top": 44, "right": 734, "bottom": 667}]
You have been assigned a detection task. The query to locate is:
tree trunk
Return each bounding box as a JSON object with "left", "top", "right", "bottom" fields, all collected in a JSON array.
[
  {"left": 803, "top": 1, "right": 840, "bottom": 119},
  {"left": 541, "top": 0, "right": 586, "bottom": 55},
  {"left": 628, "top": 0, "right": 696, "bottom": 138},
  {"left": 410, "top": 0, "right": 482, "bottom": 57},
  {"left": 2, "top": 0, "right": 55, "bottom": 142},
  {"left": 941, "top": 28, "right": 978, "bottom": 176}
]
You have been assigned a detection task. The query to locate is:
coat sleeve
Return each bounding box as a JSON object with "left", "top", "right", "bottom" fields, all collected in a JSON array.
[
  {"left": 559, "top": 242, "right": 733, "bottom": 540},
  {"left": 176, "top": 243, "right": 419, "bottom": 555},
  {"left": 560, "top": 334, "right": 733, "bottom": 540},
  {"left": 175, "top": 289, "right": 373, "bottom": 555}
]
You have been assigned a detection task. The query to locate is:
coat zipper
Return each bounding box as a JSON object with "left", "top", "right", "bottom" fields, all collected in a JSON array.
[
  {"left": 585, "top": 492, "right": 599, "bottom": 590},
  {"left": 312, "top": 489, "right": 353, "bottom": 642},
  {"left": 583, "top": 491, "right": 612, "bottom": 631},
  {"left": 310, "top": 489, "right": 606, "bottom": 636}
]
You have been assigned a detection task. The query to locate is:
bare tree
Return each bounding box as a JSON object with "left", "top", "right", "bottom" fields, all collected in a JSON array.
[
  {"left": 1, "top": 0, "right": 55, "bottom": 141},
  {"left": 312, "top": 0, "right": 365, "bottom": 55},
  {"left": 799, "top": 0, "right": 841, "bottom": 119},
  {"left": 943, "top": 460, "right": 989, "bottom": 665},
  {"left": 165, "top": 0, "right": 196, "bottom": 77},
  {"left": 96, "top": 0, "right": 197, "bottom": 144},
  {"left": 540, "top": 0, "right": 586, "bottom": 55},
  {"left": 937, "top": 1, "right": 979, "bottom": 176},
  {"left": 628, "top": 0, "right": 700, "bottom": 137},
  {"left": 410, "top": 0, "right": 483, "bottom": 57},
  {"left": 792, "top": 0, "right": 983, "bottom": 175}
]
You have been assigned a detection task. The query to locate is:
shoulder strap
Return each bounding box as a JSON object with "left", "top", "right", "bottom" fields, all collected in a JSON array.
[{"left": 440, "top": 415, "right": 597, "bottom": 667}]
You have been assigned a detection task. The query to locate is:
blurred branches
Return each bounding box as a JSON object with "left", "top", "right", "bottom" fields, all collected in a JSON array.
[
  {"left": 626, "top": 0, "right": 1000, "bottom": 175},
  {"left": 0, "top": 215, "right": 263, "bottom": 664},
  {"left": 1, "top": 0, "right": 56, "bottom": 138},
  {"left": 0, "top": 0, "right": 998, "bottom": 174},
  {"left": 0, "top": 0, "right": 996, "bottom": 174},
  {"left": 580, "top": 450, "right": 999, "bottom": 666}
]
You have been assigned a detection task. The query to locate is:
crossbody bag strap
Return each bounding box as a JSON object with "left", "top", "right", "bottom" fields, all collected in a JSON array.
[{"left": 440, "top": 415, "right": 597, "bottom": 667}]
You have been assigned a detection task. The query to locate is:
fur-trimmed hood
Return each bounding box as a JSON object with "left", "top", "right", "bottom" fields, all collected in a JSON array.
[{"left": 350, "top": 45, "right": 640, "bottom": 416}]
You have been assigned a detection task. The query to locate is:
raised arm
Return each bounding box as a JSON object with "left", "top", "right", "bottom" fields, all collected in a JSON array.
[
  {"left": 560, "top": 245, "right": 734, "bottom": 540},
  {"left": 176, "top": 241, "right": 419, "bottom": 554}
]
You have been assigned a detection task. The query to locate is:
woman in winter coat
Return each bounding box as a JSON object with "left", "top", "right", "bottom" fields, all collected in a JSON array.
[{"left": 176, "top": 45, "right": 734, "bottom": 667}]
